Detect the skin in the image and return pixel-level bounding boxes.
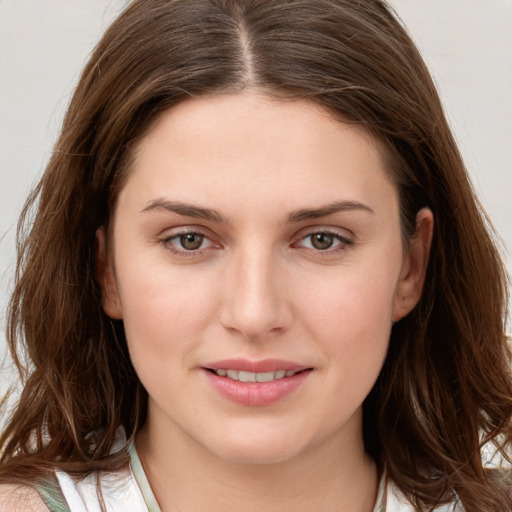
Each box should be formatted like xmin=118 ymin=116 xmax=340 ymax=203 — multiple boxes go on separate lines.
xmin=0 ymin=485 xmax=49 ymax=512
xmin=97 ymin=92 xmax=433 ymax=511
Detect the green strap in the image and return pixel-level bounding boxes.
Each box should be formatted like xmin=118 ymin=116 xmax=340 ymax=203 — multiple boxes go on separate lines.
xmin=128 ymin=441 xmax=162 ymax=512
xmin=34 ymin=474 xmax=72 ymax=512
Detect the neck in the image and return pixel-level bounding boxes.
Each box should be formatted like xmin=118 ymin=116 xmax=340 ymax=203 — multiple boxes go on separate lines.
xmin=136 ymin=412 xmax=379 ymax=512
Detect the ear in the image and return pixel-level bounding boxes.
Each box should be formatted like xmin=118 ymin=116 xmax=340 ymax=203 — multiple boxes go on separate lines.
xmin=393 ymin=208 xmax=434 ymax=322
xmin=95 ymin=228 xmax=123 ymax=319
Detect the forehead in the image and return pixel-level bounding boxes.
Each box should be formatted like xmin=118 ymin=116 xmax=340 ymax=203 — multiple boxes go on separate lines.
xmin=118 ymin=92 xmax=398 ymax=221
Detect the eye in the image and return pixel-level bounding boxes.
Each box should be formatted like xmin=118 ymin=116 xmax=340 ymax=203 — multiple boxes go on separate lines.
xmin=161 ymin=230 xmax=218 ymax=255
xmin=308 ymin=233 xmax=336 ymax=250
xmin=295 ymin=230 xmax=353 ymax=252
xmin=178 ymin=233 xmax=205 ymax=251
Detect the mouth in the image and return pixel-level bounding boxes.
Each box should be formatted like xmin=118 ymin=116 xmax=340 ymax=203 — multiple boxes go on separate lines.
xmin=206 ymin=368 xmax=309 ymax=382
xmin=202 ymin=359 xmax=313 ymax=406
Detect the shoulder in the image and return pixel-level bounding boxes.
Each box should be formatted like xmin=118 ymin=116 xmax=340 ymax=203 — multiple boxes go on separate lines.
xmin=0 ymin=484 xmax=50 ymax=512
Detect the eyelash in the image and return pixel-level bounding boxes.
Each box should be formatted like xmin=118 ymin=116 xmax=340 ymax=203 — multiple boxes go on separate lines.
xmin=160 ymin=229 xmax=215 ymax=257
xmin=159 ymin=229 xmax=354 ymax=257
xmin=293 ymin=230 xmax=354 ymax=255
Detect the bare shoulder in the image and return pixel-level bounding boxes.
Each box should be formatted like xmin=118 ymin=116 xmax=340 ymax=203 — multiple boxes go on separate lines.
xmin=0 ymin=484 xmax=50 ymax=512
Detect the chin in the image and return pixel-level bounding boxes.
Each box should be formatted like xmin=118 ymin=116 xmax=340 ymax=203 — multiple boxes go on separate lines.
xmin=216 ymin=447 xmax=299 ymax=466
xmin=206 ymin=430 xmax=306 ymax=466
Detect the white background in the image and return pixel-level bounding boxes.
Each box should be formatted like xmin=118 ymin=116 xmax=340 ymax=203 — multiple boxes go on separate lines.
xmin=1 ymin=0 xmax=511 ymax=395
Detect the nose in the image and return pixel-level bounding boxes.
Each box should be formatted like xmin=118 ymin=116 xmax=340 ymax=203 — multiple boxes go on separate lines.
xmin=219 ymin=246 xmax=292 ymax=341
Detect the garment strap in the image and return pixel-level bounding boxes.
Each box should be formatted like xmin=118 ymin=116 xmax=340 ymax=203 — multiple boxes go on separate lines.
xmin=35 ymin=473 xmax=72 ymax=512
xmin=128 ymin=441 xmax=161 ymax=512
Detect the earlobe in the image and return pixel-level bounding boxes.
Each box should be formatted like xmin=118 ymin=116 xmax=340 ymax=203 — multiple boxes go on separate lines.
xmin=95 ymin=228 xmax=123 ymax=319
xmin=393 ymin=208 xmax=434 ymax=322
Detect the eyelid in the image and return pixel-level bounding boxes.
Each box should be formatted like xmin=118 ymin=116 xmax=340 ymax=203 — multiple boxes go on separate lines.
xmin=292 ymin=227 xmax=355 ymax=253
xmin=159 ymin=226 xmax=221 ymax=256
xmin=157 ymin=225 xmax=354 ymax=257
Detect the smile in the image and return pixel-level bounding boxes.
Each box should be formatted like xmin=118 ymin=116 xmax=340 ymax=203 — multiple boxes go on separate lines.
xmin=204 ymin=361 xmax=312 ymax=406
xmin=213 ymin=369 xmax=299 ymax=382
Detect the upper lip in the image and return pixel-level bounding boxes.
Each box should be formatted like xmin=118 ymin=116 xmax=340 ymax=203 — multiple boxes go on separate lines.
xmin=203 ymin=358 xmax=311 ymax=373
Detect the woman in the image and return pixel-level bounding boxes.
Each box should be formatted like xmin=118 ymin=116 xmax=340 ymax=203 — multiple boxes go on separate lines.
xmin=0 ymin=0 xmax=510 ymax=510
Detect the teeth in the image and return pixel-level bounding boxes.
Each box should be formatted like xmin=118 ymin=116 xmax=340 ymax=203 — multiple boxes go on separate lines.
xmin=256 ymin=371 xmax=275 ymax=383
xmin=226 ymin=369 xmax=239 ymax=380
xmin=214 ymin=369 xmax=299 ymax=382
xmin=239 ymin=370 xmax=256 ymax=382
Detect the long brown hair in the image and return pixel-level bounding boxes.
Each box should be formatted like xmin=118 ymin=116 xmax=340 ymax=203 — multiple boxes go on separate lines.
xmin=1 ymin=1 xmax=511 ymax=510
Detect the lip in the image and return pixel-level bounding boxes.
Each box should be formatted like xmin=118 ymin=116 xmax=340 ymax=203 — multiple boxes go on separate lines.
xmin=203 ymin=358 xmax=309 ymax=373
xmin=202 ymin=358 xmax=312 ymax=406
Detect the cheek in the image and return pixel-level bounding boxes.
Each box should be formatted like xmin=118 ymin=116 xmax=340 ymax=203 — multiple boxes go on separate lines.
xmin=303 ymin=261 xmax=398 ymax=322
xmin=114 ymin=262 xmax=220 ymax=366
xmin=297 ymin=262 xmax=399 ymax=369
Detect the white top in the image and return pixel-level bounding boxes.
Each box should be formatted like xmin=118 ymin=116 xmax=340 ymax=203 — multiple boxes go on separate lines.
xmin=34 ymin=442 xmax=462 ymax=512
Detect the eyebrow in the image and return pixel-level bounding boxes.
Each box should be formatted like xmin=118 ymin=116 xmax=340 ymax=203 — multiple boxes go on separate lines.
xmin=286 ymin=200 xmax=374 ymax=223
xmin=141 ymin=198 xmax=373 ymax=224
xmin=141 ymin=198 xmax=228 ymax=223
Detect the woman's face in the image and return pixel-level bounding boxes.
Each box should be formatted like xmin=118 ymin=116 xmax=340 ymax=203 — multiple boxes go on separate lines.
xmin=99 ymin=92 xmax=431 ymax=464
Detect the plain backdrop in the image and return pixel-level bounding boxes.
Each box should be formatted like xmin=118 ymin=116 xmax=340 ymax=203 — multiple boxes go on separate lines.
xmin=1 ymin=0 xmax=511 ymax=396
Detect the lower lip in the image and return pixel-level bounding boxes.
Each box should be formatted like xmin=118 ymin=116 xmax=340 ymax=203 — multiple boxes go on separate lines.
xmin=204 ymin=370 xmax=311 ymax=406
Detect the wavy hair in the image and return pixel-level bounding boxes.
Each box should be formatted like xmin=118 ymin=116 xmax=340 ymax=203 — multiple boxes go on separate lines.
xmin=1 ymin=1 xmax=511 ymax=510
